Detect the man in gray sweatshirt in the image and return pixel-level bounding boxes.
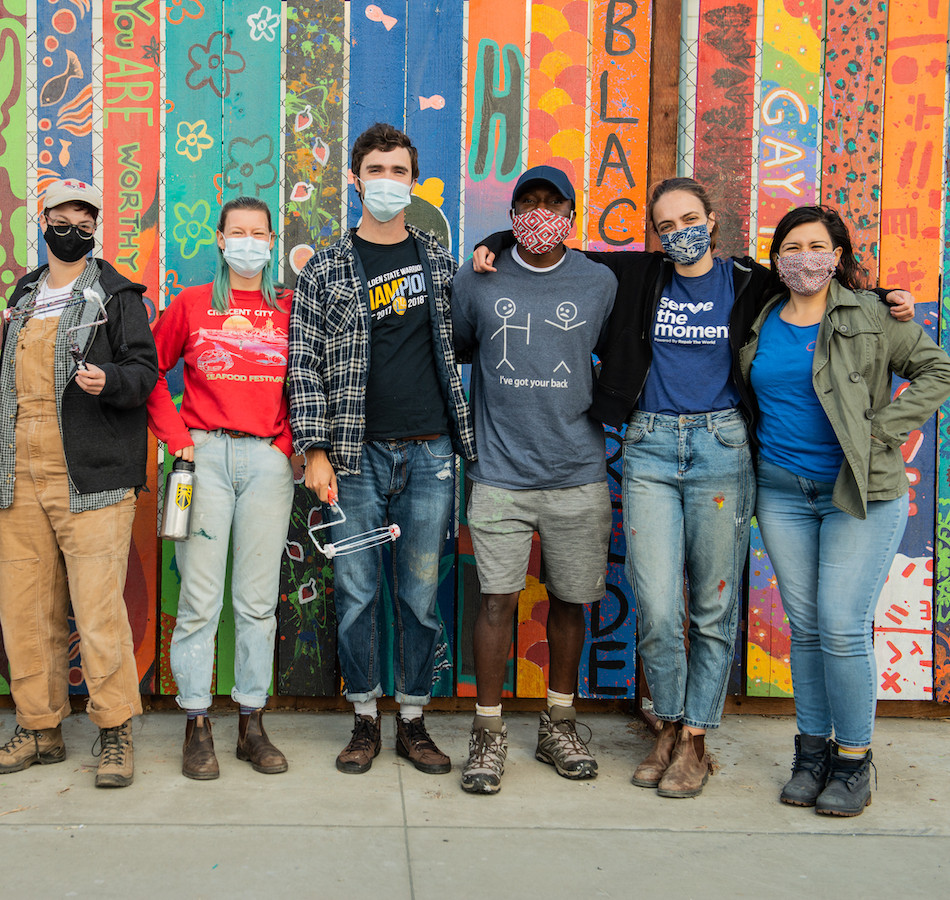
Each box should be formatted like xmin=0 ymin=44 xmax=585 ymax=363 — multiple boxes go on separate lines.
xmin=452 ymin=165 xmax=617 ymax=794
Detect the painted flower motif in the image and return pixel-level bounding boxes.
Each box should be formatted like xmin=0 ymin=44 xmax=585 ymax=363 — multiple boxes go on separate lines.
xmin=224 ymin=135 xmax=277 ymax=197
xmin=166 ymin=0 xmax=204 ymax=26
xmin=185 ymin=32 xmax=245 ymax=98
xmin=162 ymin=269 xmax=183 ymax=304
xmin=171 ymin=200 xmax=216 ymax=260
xmin=247 ymin=4 xmax=280 ymax=42
xmin=175 ymin=119 xmax=214 ymax=162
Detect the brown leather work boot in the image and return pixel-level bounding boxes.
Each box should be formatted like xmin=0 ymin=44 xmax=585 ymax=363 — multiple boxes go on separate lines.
xmin=0 ymin=725 xmax=66 ymax=773
xmin=95 ymin=719 xmax=134 ymax=788
xmin=336 ymin=713 xmax=381 ymax=774
xmin=237 ymin=709 xmax=288 ymax=774
xmin=657 ymin=728 xmax=710 ymax=798
xmin=182 ymin=715 xmax=220 ymax=780
xmin=395 ymin=714 xmax=451 ymax=774
xmin=631 ymin=719 xmax=680 ymax=788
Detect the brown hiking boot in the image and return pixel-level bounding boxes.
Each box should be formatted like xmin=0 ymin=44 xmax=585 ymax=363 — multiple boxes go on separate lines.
xmin=395 ymin=714 xmax=450 ymax=774
xmin=631 ymin=719 xmax=680 ymax=788
xmin=182 ymin=715 xmax=219 ymax=780
xmin=657 ymin=728 xmax=710 ymax=798
xmin=0 ymin=725 xmax=66 ymax=773
xmin=237 ymin=709 xmax=288 ymax=774
xmin=336 ymin=713 xmax=381 ymax=774
xmin=94 ymin=719 xmax=134 ymax=788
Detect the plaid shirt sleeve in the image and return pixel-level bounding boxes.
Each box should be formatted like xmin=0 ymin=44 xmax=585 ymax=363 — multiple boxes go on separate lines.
xmin=289 ymin=251 xmax=333 ymax=457
xmin=289 ymin=238 xmax=372 ymax=473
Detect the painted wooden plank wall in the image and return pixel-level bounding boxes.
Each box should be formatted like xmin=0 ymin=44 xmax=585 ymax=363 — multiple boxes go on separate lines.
xmin=873 ymin=0 xmax=948 ymax=701
xmin=1 ymin=0 xmax=949 ymax=705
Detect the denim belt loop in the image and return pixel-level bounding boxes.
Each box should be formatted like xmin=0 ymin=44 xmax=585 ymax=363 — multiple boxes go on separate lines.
xmin=647 ymin=412 xmax=656 ymax=432
xmin=706 ymin=412 xmax=715 ymax=432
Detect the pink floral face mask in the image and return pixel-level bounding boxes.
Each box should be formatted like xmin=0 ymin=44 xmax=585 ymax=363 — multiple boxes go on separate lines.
xmin=511 ymin=207 xmax=572 ymax=255
xmin=775 ymin=250 xmax=838 ymax=296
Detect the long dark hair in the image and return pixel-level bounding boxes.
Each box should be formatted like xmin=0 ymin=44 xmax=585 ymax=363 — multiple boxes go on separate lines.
xmin=645 ymin=177 xmax=720 ymax=252
xmin=768 ymin=205 xmax=868 ymax=290
xmin=212 ymin=196 xmax=284 ymax=312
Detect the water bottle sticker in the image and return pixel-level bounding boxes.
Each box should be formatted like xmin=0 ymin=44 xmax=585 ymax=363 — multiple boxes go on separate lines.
xmin=175 ymin=484 xmax=192 ymax=510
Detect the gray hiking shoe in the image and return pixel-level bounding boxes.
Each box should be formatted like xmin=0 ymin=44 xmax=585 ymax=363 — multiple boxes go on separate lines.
xmin=461 ymin=715 xmax=507 ymax=794
xmin=536 ymin=707 xmax=598 ymax=780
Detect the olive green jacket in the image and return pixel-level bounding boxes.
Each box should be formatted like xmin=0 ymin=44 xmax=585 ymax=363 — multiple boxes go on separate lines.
xmin=739 ymin=280 xmax=950 ymax=519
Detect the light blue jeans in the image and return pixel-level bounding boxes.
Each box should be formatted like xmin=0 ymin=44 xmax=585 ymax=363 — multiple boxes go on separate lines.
xmin=171 ymin=430 xmax=294 ymax=710
xmin=332 ymin=436 xmax=455 ymax=705
xmin=623 ymin=409 xmax=754 ymax=729
xmin=755 ymin=457 xmax=909 ymax=747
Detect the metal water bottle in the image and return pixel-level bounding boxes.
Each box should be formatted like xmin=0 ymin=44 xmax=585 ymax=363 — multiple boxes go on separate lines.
xmin=160 ymin=458 xmax=195 ymax=541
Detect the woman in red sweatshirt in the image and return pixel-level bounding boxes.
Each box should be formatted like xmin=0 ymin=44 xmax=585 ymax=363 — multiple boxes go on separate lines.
xmin=148 ymin=196 xmax=293 ymax=780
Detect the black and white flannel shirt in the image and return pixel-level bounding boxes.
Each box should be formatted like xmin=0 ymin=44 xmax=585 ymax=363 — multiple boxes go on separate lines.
xmin=289 ymin=225 xmax=476 ymax=474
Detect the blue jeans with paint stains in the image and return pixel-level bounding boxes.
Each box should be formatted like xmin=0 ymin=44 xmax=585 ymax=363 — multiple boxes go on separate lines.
xmin=332 ymin=436 xmax=455 ymax=705
xmin=755 ymin=457 xmax=908 ymax=747
xmin=171 ymin=430 xmax=294 ymax=710
xmin=622 ymin=409 xmax=754 ymax=729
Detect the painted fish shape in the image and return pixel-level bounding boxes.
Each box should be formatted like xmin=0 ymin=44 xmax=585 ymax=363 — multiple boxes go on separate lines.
xmin=365 ymin=4 xmax=397 ymax=31
xmin=419 ymin=94 xmax=445 ymax=110
xmin=40 ymin=49 xmax=84 ymax=106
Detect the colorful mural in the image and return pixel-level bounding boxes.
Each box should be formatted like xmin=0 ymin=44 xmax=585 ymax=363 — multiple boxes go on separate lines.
xmin=1 ymin=0 xmax=949 ymax=706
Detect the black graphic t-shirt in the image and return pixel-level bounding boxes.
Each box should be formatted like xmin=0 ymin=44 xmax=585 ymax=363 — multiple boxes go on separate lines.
xmin=353 ymin=233 xmax=448 ymax=440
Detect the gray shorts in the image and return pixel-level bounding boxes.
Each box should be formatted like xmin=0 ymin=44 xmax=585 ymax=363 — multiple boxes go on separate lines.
xmin=467 ymin=481 xmax=612 ymax=605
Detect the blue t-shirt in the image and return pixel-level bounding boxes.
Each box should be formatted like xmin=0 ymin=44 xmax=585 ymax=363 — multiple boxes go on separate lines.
xmin=639 ymin=257 xmax=741 ymax=415
xmin=750 ymin=303 xmax=843 ymax=482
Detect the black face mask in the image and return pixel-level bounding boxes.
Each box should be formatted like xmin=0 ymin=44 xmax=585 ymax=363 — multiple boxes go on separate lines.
xmin=43 ymin=225 xmax=94 ymax=263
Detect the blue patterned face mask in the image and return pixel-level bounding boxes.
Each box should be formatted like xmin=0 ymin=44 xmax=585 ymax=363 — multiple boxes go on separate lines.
xmin=659 ymin=223 xmax=712 ymax=265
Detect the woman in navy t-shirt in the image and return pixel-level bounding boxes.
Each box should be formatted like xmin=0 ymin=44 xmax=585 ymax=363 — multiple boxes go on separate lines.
xmin=741 ymin=206 xmax=950 ymax=816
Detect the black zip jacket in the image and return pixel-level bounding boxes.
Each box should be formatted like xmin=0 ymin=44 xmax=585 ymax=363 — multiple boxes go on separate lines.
xmin=6 ymin=258 xmax=159 ymax=493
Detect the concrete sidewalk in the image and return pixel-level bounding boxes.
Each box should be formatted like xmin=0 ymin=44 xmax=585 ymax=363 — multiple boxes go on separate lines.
xmin=0 ymin=710 xmax=947 ymax=899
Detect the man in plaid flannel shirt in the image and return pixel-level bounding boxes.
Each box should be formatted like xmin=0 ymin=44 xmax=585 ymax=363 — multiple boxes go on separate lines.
xmin=289 ymin=123 xmax=475 ymax=777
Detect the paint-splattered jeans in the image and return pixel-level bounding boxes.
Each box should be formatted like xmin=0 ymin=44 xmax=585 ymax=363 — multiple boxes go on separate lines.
xmin=622 ymin=409 xmax=754 ymax=730
xmin=755 ymin=457 xmax=908 ymax=748
xmin=171 ymin=430 xmax=294 ymax=710
xmin=332 ymin=436 xmax=454 ymax=705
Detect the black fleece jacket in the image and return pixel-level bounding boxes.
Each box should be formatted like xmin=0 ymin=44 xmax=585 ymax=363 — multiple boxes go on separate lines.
xmin=6 ymin=259 xmax=158 ymax=493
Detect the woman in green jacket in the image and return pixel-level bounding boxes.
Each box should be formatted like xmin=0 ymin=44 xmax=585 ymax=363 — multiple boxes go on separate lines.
xmin=739 ymin=206 xmax=950 ymax=817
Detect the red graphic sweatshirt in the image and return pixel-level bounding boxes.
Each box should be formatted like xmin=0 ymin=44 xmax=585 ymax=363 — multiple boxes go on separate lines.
xmin=147 ymin=283 xmax=293 ymax=456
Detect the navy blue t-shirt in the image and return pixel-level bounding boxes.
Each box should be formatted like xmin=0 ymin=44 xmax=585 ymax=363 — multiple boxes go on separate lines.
xmin=640 ymin=257 xmax=740 ymax=415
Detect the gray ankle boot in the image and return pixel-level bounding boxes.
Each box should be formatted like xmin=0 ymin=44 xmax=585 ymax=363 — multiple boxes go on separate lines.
xmin=780 ymin=734 xmax=830 ymax=806
xmin=815 ymin=743 xmax=874 ymax=817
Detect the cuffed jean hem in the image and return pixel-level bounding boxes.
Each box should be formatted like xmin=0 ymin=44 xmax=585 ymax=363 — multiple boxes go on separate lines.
xmin=343 ymin=684 xmax=384 ymax=704
xmin=176 ymin=695 xmax=214 ymax=712
xmin=230 ymin=688 xmax=270 ymax=709
xmin=653 ymin=711 xmax=723 ymax=731
xmin=395 ymin=690 xmax=432 ymax=706
xmin=682 ymin=716 xmax=722 ymax=731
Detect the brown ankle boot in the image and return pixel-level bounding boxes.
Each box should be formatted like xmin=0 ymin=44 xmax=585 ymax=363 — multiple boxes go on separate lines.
xmin=631 ymin=720 xmax=680 ymax=788
xmin=657 ymin=728 xmax=709 ymax=798
xmin=237 ymin=709 xmax=288 ymax=774
xmin=182 ymin=715 xmax=219 ymax=780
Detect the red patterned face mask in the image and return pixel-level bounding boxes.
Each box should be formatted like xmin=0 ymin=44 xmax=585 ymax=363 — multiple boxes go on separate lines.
xmin=511 ymin=208 xmax=572 ymax=255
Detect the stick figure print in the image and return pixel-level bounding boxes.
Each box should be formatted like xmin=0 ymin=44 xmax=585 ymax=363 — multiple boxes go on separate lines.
xmin=491 ymin=296 xmax=530 ymax=371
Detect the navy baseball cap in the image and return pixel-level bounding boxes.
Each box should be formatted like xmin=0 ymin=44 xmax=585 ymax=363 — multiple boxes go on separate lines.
xmin=511 ymin=165 xmax=575 ymax=208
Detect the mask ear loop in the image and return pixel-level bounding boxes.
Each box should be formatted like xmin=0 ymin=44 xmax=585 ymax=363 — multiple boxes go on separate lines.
xmin=307 ymin=496 xmax=401 ymax=559
xmin=65 ymin=289 xmax=108 ymax=371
